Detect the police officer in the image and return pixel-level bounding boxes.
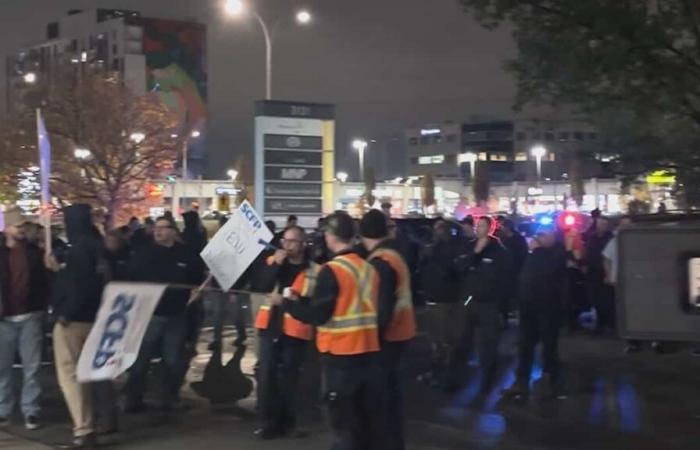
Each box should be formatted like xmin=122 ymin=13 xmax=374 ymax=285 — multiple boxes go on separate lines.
xmin=503 ymin=226 xmax=567 ymax=400
xmin=360 ymin=210 xmax=416 ymax=450
xmin=284 ymin=213 xmax=385 ymax=450
xmin=254 ymin=225 xmax=320 ymax=439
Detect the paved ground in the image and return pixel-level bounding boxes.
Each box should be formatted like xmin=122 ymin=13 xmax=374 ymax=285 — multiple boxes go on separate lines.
xmin=1 ymin=324 xmax=699 ymax=449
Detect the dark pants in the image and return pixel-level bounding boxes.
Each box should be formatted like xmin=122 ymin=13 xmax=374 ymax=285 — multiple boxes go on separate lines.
xmin=323 ymin=359 xmax=385 ymax=450
xmin=516 ymin=305 xmax=561 ymax=387
xmin=381 ymin=342 xmax=406 ymax=450
xmin=257 ymin=334 xmax=307 ymax=432
xmin=589 ymin=281 xmax=616 ymax=331
xmin=458 ymin=302 xmax=502 ymax=391
xmin=126 ymin=315 xmax=187 ymax=408
xmin=566 ymin=268 xmax=587 ymax=330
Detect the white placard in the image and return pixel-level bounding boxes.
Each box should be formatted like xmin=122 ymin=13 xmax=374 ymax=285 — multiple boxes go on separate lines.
xmin=77 ymin=282 xmax=167 ymax=382
xmin=689 ymin=258 xmax=700 ymax=309
xmin=200 ymin=200 xmax=273 ymax=291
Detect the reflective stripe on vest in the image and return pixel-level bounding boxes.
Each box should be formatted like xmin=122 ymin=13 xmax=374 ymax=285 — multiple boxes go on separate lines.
xmin=255 ymin=262 xmax=320 ymax=341
xmin=369 ymin=247 xmax=417 ymax=342
xmin=316 ymin=254 xmax=380 ymax=355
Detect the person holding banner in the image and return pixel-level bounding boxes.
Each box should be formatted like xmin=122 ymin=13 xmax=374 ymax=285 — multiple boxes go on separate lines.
xmin=254 ymin=225 xmax=320 ymax=440
xmin=47 ymin=204 xmax=105 ymax=449
xmin=125 ymin=216 xmax=204 ymax=413
xmin=283 ymin=213 xmax=385 ymax=450
xmin=0 ymin=209 xmax=49 ymax=431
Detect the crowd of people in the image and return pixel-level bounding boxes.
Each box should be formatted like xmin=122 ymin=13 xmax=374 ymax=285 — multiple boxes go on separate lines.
xmin=0 ymin=202 xmax=675 ymax=449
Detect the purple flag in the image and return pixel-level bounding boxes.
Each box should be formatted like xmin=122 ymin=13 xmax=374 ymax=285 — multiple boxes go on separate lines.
xmin=36 ymin=109 xmax=51 ymax=205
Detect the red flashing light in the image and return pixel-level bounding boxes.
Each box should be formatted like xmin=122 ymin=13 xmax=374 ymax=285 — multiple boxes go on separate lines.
xmin=564 ymin=214 xmax=575 ymax=227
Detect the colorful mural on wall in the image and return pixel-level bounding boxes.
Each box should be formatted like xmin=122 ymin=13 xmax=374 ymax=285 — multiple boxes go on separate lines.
xmin=140 ymin=18 xmax=207 ymax=173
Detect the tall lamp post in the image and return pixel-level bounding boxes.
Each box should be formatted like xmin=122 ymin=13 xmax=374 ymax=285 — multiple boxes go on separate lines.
xmin=531 ymin=144 xmax=546 ymax=183
xmin=353 ymin=139 xmax=368 ymax=181
xmin=224 ymin=0 xmax=312 ymax=100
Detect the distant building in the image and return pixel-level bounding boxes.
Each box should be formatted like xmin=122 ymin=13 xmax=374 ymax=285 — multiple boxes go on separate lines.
xmin=5 ymin=8 xmax=208 ymax=178
xmin=406 ymin=118 xmax=609 ymax=183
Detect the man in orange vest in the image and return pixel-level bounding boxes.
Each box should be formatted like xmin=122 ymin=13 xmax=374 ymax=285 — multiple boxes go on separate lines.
xmin=284 ymin=212 xmax=385 ymax=450
xmin=360 ymin=210 xmax=416 ymax=450
xmin=254 ymin=225 xmax=319 ymax=440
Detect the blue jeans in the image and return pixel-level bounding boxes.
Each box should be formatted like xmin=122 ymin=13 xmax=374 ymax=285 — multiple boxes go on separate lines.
xmin=125 ymin=315 xmax=186 ymax=408
xmin=0 ymin=315 xmax=43 ymax=417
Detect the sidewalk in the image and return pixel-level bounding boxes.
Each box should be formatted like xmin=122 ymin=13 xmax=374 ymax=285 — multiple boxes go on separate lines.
xmin=1 ymin=328 xmax=699 ymax=449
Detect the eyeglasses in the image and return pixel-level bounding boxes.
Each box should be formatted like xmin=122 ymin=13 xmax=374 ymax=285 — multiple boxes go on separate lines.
xmin=154 ymin=225 xmax=175 ymax=230
xmin=281 ymin=238 xmax=303 ymax=245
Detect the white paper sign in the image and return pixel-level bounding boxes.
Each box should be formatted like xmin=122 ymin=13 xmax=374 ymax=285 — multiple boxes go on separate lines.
xmin=688 ymin=257 xmax=700 ymax=309
xmin=78 ymin=282 xmax=167 ymax=382
xmin=200 ymin=200 xmax=273 ymax=291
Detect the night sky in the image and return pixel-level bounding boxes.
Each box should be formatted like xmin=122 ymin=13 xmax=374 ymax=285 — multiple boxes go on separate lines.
xmin=0 ymin=0 xmax=516 ymax=181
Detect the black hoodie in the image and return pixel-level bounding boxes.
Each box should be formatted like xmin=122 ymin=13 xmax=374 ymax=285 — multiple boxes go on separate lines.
xmin=52 ymin=204 xmax=105 ymax=323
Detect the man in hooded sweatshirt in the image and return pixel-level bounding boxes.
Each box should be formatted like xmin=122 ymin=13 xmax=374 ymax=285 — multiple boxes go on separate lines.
xmin=47 ymin=204 xmax=105 ymax=449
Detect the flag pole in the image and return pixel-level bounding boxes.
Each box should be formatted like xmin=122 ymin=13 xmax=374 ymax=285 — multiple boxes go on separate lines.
xmin=36 ymin=108 xmax=52 ymax=256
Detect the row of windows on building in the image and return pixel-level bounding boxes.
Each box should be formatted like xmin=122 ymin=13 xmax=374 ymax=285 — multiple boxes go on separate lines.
xmin=410 ymin=152 xmax=557 ymax=165
xmin=515 ymin=130 xmax=597 ymax=142
xmin=408 ymin=130 xmax=599 ymax=146
xmin=408 ymin=134 xmax=458 ymax=146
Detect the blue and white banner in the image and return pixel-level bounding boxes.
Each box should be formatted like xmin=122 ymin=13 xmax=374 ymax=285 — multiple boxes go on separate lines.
xmin=78 ymin=283 xmax=167 ymax=382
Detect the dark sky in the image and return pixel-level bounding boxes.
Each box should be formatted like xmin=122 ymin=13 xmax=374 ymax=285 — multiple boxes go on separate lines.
xmin=0 ymin=0 xmax=516 ymax=180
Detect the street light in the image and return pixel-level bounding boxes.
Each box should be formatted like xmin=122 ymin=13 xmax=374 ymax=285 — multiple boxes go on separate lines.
xmin=352 ymin=139 xmax=368 ymax=181
xmin=227 ymin=169 xmax=239 ymax=181
xmin=23 ymin=72 xmax=37 ymax=84
xmin=130 ymin=132 xmax=145 ymax=144
xmin=74 ymin=148 xmax=91 ymax=159
xmin=531 ymin=144 xmax=547 ymax=182
xmin=223 ymin=0 xmax=312 ymax=100
xmin=336 ymin=171 xmax=348 ymax=183
xmin=296 ymin=10 xmax=312 ymax=24
xmin=191 ymin=130 xmax=201 ymax=138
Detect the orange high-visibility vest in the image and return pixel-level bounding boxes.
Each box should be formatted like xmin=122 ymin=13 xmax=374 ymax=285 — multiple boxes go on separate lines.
xmin=368 ymin=247 xmax=417 ymax=342
xmin=255 ymin=260 xmax=320 ymax=341
xmin=316 ymin=253 xmax=380 ymax=355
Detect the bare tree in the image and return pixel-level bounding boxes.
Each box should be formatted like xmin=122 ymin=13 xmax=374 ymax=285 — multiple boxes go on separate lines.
xmin=5 ymin=70 xmax=181 ymax=226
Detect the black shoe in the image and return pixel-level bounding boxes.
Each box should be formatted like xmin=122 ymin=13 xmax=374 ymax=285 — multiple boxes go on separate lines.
xmin=55 ymin=433 xmax=96 ymax=449
xmin=24 ymin=415 xmax=40 ymax=430
xmin=124 ymin=401 xmax=147 ymax=414
xmin=502 ymin=381 xmax=529 ymax=401
xmin=254 ymin=427 xmax=284 ymax=440
xmin=286 ymin=428 xmax=309 ymax=439
xmin=0 ymin=416 xmax=9 ymax=427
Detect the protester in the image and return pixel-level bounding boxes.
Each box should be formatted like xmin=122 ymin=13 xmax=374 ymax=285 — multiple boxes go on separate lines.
xmin=453 ymin=216 xmax=508 ymax=395
xmin=284 ymin=212 xmax=385 ymax=450
xmin=253 ymin=226 xmax=320 ymax=439
xmin=181 ymin=211 xmax=208 ymax=255
xmin=503 ymin=226 xmax=567 ymax=400
xmin=602 ymin=216 xmax=636 ymax=351
xmin=497 ymin=217 xmax=528 ymax=325
xmin=583 ymin=216 xmax=614 ymax=333
xmin=286 ymin=215 xmax=299 ymax=228
xmin=361 ymin=210 xmax=416 ymax=450
xmin=563 ymin=226 xmax=586 ymax=331
xmin=0 ymin=209 xmax=49 ymax=430
xmin=418 ymin=219 xmax=464 ymax=389
xmin=103 ymin=230 xmax=130 ymax=281
xmin=130 ymin=217 xmax=154 ymax=250
xmin=381 ymin=202 xmax=392 ymax=217
xmin=125 ymin=216 xmax=204 ymax=413
xmin=47 ymin=204 xmax=105 ymax=449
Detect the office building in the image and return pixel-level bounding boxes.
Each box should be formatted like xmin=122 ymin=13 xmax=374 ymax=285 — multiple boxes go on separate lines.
xmin=5 ymin=8 xmax=208 ymax=177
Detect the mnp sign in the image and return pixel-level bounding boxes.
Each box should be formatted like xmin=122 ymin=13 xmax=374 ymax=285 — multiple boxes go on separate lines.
xmin=78 ymin=283 xmax=167 ymax=382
